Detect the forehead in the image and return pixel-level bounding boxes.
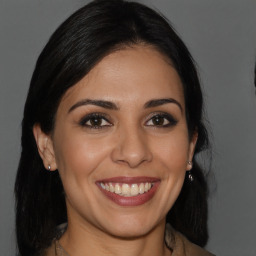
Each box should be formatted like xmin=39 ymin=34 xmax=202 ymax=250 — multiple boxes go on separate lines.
xmin=58 ymin=45 xmax=185 ymax=111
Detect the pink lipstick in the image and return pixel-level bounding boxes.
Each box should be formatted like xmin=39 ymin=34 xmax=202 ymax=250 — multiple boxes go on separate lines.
xmin=96 ymin=176 xmax=160 ymax=206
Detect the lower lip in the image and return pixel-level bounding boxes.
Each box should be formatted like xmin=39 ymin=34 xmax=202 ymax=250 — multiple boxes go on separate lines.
xmin=97 ymin=182 xmax=160 ymax=206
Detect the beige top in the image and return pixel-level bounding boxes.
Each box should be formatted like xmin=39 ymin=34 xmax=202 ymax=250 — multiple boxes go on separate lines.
xmin=44 ymin=224 xmax=215 ymax=256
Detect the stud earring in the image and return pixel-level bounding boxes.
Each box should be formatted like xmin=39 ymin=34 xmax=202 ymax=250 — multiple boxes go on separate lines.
xmin=48 ymin=165 xmax=51 ymax=171
xmin=187 ymin=161 xmax=192 ymax=167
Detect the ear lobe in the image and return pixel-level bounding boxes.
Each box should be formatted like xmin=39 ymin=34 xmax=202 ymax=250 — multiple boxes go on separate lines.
xmin=186 ymin=131 xmax=198 ymax=171
xmin=33 ymin=124 xmax=57 ymax=171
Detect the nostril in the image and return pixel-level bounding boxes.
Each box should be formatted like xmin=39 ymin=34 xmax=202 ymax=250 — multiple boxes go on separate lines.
xmin=110 ymin=133 xmax=153 ymax=168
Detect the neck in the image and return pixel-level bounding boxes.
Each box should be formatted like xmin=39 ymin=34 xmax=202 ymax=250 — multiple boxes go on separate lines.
xmin=59 ymin=218 xmax=171 ymax=256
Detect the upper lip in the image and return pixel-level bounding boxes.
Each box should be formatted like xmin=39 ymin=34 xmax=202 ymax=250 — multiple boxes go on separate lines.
xmin=96 ymin=176 xmax=160 ymax=184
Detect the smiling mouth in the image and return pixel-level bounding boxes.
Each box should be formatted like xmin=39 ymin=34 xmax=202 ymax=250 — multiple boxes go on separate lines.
xmin=96 ymin=176 xmax=160 ymax=206
xmin=99 ymin=182 xmax=153 ymax=197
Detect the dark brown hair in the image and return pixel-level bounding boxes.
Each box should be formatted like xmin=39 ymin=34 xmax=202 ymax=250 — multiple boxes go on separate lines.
xmin=15 ymin=1 xmax=210 ymax=255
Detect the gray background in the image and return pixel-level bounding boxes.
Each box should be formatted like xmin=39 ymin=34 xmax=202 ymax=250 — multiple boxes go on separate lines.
xmin=1 ymin=0 xmax=256 ymax=255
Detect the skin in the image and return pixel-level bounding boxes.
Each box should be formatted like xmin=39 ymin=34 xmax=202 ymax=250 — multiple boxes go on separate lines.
xmin=34 ymin=45 xmax=197 ymax=256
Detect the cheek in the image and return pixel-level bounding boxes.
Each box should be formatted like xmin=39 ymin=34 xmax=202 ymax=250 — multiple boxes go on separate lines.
xmin=53 ymin=132 xmax=109 ymax=180
xmin=149 ymin=134 xmax=190 ymax=217
xmin=152 ymin=133 xmax=190 ymax=172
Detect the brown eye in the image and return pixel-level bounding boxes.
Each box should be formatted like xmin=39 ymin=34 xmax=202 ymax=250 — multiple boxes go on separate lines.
xmin=151 ymin=115 xmax=165 ymax=126
xmin=146 ymin=113 xmax=178 ymax=127
xmin=88 ymin=117 xmax=103 ymax=127
xmin=79 ymin=113 xmax=112 ymax=129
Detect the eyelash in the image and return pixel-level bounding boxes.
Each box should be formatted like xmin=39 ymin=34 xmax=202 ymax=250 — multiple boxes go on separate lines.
xmin=79 ymin=112 xmax=177 ymax=129
xmin=145 ymin=112 xmax=178 ymax=128
xmin=79 ymin=113 xmax=112 ymax=129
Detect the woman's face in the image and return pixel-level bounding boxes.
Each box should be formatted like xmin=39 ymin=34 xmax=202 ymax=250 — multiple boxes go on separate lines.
xmin=37 ymin=45 xmax=197 ymax=238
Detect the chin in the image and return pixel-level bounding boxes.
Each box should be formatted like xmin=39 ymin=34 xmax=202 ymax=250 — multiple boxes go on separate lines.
xmin=100 ymin=214 xmax=161 ymax=239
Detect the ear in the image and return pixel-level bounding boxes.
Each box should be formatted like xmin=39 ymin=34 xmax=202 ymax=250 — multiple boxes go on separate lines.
xmin=33 ymin=124 xmax=57 ymax=171
xmin=186 ymin=131 xmax=198 ymax=171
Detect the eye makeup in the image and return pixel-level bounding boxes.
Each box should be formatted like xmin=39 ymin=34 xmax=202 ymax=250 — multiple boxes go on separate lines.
xmin=79 ymin=112 xmax=112 ymax=129
xmin=145 ymin=112 xmax=178 ymax=128
xmin=78 ymin=110 xmax=178 ymax=131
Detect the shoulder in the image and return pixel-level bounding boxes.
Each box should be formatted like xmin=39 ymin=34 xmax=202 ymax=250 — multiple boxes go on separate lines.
xmin=165 ymin=224 xmax=215 ymax=256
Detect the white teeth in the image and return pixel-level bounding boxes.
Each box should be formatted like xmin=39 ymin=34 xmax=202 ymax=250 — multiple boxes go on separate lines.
xmin=114 ymin=184 xmax=122 ymax=194
xmin=109 ymin=183 xmax=115 ymax=192
xmin=139 ymin=183 xmax=144 ymax=194
xmin=122 ymin=184 xmax=130 ymax=196
xmin=100 ymin=182 xmax=153 ymax=197
xmin=130 ymin=184 xmax=139 ymax=196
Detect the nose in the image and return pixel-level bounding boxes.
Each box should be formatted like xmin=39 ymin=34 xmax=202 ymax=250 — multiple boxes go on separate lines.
xmin=111 ymin=125 xmax=153 ymax=168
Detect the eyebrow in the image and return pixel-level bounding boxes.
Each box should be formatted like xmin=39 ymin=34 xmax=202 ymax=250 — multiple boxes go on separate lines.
xmin=68 ymin=97 xmax=182 ymax=113
xmin=68 ymin=99 xmax=119 ymax=113
xmin=144 ymin=98 xmax=183 ymax=112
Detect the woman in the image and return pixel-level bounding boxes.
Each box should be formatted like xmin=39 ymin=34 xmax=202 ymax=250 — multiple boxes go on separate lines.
xmin=15 ymin=0 xmax=214 ymax=255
